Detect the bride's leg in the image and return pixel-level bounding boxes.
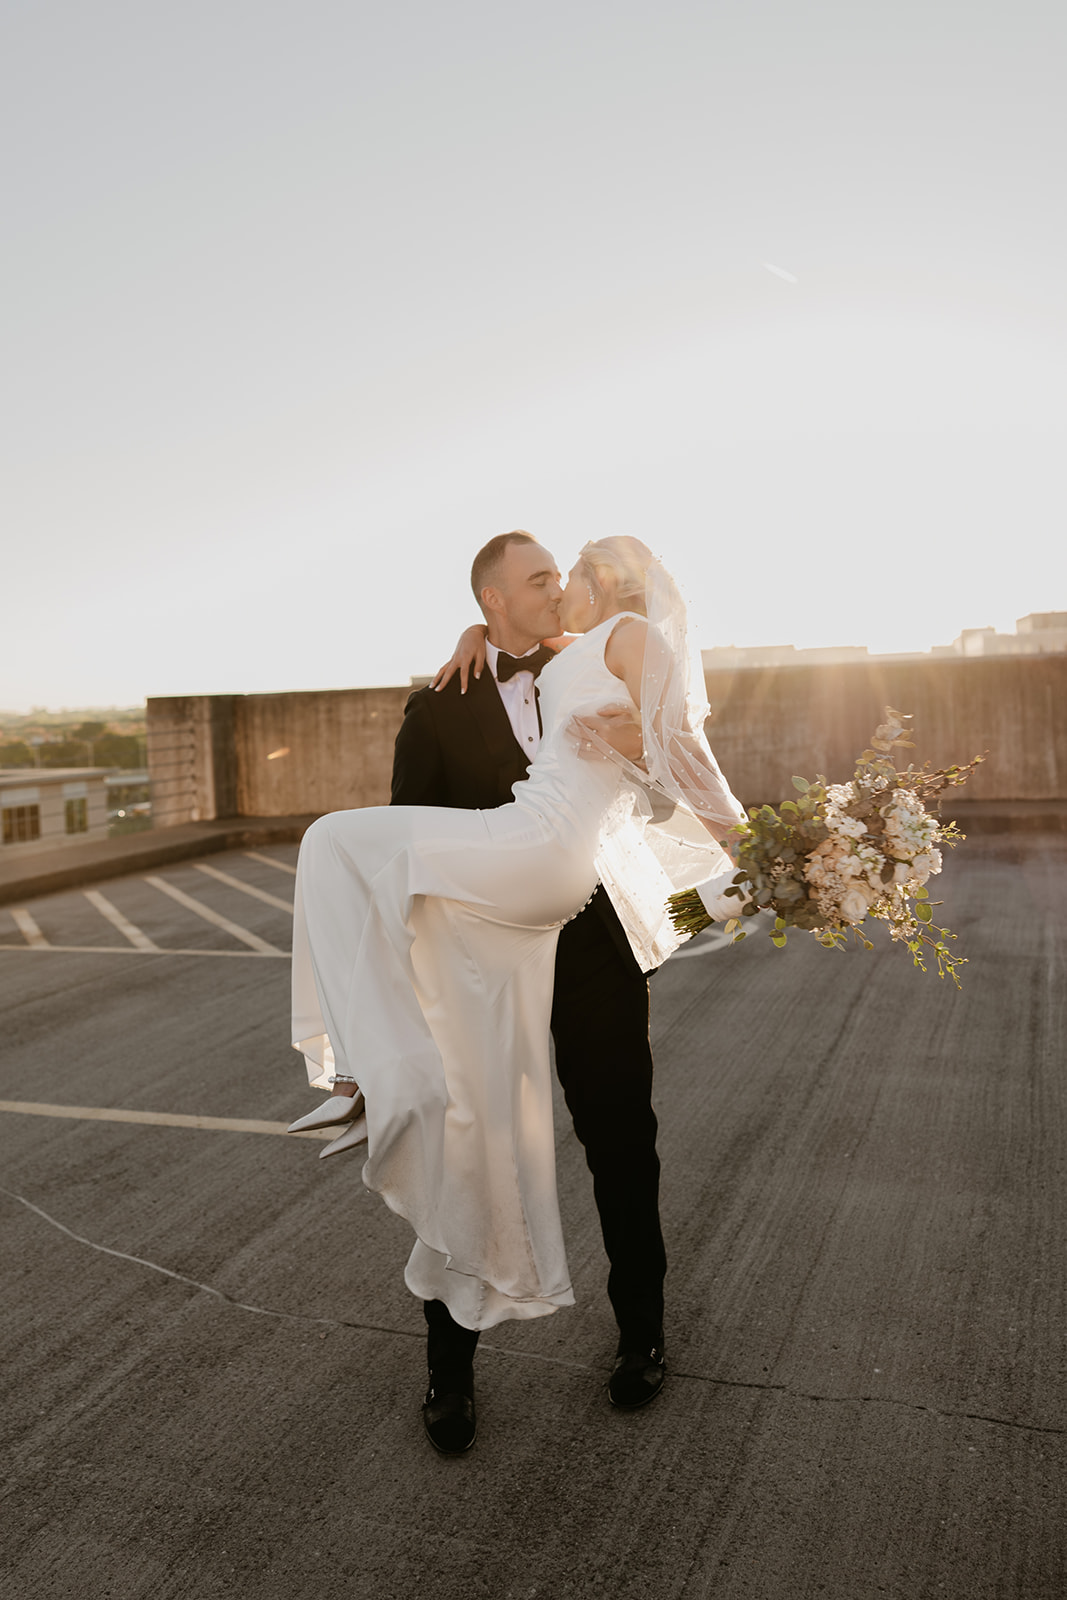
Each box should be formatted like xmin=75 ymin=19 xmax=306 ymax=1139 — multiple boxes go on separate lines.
xmin=399 ymin=894 xmax=573 ymax=1323
xmin=289 ymin=804 xmax=582 ymax=1321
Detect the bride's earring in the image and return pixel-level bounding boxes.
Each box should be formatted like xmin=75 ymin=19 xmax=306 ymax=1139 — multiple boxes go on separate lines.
xmin=587 ymin=586 xmax=597 ymax=606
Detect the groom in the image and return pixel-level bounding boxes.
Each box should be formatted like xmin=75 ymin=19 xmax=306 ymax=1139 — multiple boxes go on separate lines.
xmin=391 ymin=530 xmax=668 ymax=1453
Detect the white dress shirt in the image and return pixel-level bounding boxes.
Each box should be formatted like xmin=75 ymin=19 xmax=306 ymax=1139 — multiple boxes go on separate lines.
xmin=485 ymin=640 xmax=543 ymax=755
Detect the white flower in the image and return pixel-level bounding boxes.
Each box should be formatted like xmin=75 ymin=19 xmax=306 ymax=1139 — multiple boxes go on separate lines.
xmin=828 ymin=813 xmax=867 ymax=841
xmin=804 ymin=839 xmax=844 ymax=887
xmin=882 ymin=791 xmax=939 ymax=860
xmin=900 ymin=849 xmax=943 ymax=887
xmin=839 ymin=885 xmax=873 ymax=924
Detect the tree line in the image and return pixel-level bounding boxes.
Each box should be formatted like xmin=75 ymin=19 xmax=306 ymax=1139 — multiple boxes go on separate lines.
xmin=0 ymin=721 xmax=145 ymax=770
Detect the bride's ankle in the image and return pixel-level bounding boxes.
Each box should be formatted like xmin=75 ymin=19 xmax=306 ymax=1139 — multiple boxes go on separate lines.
xmin=328 ymin=1077 xmax=360 ymax=1098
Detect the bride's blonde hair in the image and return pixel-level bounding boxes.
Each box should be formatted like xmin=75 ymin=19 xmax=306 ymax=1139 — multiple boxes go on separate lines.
xmin=578 ymin=536 xmax=653 ymax=616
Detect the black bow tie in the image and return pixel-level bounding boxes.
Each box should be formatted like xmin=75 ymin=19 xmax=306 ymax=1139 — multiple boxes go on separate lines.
xmin=495 ymin=644 xmax=555 ymax=682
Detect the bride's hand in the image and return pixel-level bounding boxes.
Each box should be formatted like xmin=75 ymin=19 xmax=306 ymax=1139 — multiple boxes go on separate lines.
xmin=431 ymin=625 xmax=488 ymax=694
xmin=571 ymin=704 xmax=645 ymax=767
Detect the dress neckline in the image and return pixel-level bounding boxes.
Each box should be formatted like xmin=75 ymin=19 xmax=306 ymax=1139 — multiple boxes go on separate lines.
xmin=578 ymin=610 xmax=645 ymax=640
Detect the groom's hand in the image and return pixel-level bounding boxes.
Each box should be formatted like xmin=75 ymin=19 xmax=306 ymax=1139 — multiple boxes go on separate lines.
xmin=573 ymin=704 xmax=645 ymax=767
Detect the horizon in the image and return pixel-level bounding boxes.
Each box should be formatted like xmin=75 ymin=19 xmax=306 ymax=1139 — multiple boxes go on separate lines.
xmin=1 ymin=603 xmax=1062 ymax=721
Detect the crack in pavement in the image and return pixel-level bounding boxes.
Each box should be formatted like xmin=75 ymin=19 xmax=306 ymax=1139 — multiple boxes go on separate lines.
xmin=5 ymin=1186 xmax=1063 ymax=1436
xmin=3 ymin=1185 xmax=354 ymax=1330
xmin=1 ymin=1185 xmax=593 ymax=1371
xmin=664 ymin=1368 xmax=1066 ymax=1437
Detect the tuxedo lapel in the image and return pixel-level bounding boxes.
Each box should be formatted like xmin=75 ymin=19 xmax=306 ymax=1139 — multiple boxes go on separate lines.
xmin=463 ymin=669 xmax=530 ymax=777
xmin=393 ymin=663 xmax=531 ymax=811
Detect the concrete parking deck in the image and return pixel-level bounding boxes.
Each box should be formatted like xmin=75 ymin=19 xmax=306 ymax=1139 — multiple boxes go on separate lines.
xmin=3 ymin=798 xmax=1063 ymax=910
xmin=0 ymin=833 xmax=1063 ymax=1598
xmin=0 ymin=815 xmax=316 ymax=906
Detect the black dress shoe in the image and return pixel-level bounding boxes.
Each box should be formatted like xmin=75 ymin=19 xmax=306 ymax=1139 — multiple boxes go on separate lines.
xmin=422 ymin=1384 xmax=477 ymax=1454
xmin=608 ymin=1346 xmax=666 ymax=1409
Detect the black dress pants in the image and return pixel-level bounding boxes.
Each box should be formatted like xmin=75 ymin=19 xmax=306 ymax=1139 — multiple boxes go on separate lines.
xmin=551 ymin=892 xmax=666 ymax=1350
xmin=425 ymin=890 xmax=666 ymax=1370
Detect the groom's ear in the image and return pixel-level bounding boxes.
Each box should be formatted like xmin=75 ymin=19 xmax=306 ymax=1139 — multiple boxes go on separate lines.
xmin=479 ymin=585 xmax=502 ymax=621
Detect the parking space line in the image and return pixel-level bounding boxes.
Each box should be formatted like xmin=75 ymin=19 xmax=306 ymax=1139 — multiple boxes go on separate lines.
xmin=83 ymin=889 xmax=160 ymax=951
xmin=10 ymin=909 xmax=49 ymax=948
xmin=244 ymin=851 xmax=297 ymax=876
xmin=144 ymin=875 xmax=284 ymax=955
xmin=193 ymin=862 xmax=293 ymax=912
xmin=0 ymin=945 xmax=287 ymax=958
xmin=670 ymin=928 xmax=733 ymax=960
xmin=247 ymin=851 xmax=300 ymax=876
xmin=0 ymin=1099 xmax=330 ymax=1139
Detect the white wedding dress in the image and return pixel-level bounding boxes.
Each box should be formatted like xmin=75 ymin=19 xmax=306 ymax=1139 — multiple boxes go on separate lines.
xmin=291 ymin=612 xmax=743 ymax=1331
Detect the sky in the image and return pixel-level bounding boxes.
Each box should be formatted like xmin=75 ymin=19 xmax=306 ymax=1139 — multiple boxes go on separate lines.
xmin=3 ymin=0 xmax=1066 ymax=711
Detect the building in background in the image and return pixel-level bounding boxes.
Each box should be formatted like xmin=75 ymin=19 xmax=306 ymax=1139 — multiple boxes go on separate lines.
xmin=0 ymin=768 xmax=109 ymax=856
xmin=703 ymin=613 xmax=1067 ymax=672
xmin=949 ymin=612 xmax=1067 ymax=658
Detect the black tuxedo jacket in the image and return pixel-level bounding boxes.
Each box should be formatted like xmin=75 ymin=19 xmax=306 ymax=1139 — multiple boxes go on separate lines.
xmin=390 ymin=671 xmax=641 ymax=972
xmin=391 ymin=670 xmax=530 ymax=811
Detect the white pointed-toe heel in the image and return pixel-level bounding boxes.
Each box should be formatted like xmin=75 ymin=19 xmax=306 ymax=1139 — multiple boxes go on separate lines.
xmin=319 ymin=1116 xmax=369 ymax=1160
xmin=287 ymin=1090 xmax=365 ymax=1135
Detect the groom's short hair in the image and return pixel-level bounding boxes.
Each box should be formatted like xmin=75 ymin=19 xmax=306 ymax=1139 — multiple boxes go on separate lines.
xmin=470 ymin=531 xmax=536 ymax=610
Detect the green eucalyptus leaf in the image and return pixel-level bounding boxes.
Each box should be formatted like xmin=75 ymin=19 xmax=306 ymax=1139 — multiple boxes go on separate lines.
xmin=774 ymin=879 xmax=805 ymax=904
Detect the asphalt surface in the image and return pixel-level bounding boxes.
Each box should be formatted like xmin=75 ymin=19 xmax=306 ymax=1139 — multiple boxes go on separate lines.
xmin=0 ymin=837 xmax=1063 ymax=1600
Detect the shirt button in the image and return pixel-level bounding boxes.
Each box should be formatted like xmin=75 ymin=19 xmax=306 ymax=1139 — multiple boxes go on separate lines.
xmin=527 ymin=736 xmax=534 ymax=742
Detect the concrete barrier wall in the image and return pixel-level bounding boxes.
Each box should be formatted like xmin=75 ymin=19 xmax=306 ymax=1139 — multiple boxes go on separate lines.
xmin=702 ymin=654 xmax=1066 ymax=802
xmin=232 ymin=688 xmax=411 ymax=816
xmin=146 ymin=695 xmax=236 ymax=827
xmin=147 ymin=654 xmax=1066 ymax=824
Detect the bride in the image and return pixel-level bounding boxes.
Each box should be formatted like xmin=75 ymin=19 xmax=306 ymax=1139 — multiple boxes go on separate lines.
xmin=289 ymin=536 xmax=744 ymax=1333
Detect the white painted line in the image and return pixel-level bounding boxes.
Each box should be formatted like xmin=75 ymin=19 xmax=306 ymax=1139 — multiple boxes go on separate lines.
xmin=144 ymin=875 xmax=283 ymax=955
xmin=0 ymin=1100 xmax=330 ymax=1139
xmin=83 ymin=889 xmax=160 ymax=951
xmin=0 ymin=944 xmax=287 ymax=959
xmin=244 ymin=851 xmax=297 ymax=876
xmin=10 ymin=909 xmax=49 ymax=948
xmin=194 ymin=861 xmax=293 ymax=912
xmin=671 ymin=928 xmax=734 ymax=960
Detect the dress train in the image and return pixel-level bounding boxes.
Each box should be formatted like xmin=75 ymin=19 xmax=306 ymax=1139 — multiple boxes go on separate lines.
xmin=292 ymin=802 xmax=598 ymax=1328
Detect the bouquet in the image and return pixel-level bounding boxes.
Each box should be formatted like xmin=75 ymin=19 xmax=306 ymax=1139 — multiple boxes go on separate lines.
xmin=668 ymin=710 xmax=983 ymax=986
